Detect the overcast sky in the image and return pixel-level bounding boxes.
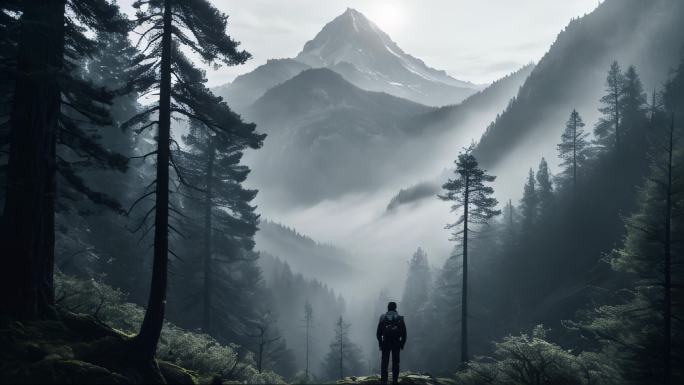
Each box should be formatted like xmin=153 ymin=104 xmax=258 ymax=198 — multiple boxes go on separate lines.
xmin=121 ymin=0 xmax=600 ymax=86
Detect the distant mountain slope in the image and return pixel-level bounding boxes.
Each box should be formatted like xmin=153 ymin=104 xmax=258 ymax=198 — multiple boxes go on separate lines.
xmin=254 ymin=220 xmax=357 ymax=288
xmin=244 ymin=68 xmax=434 ymax=204
xmin=212 ymin=59 xmax=310 ymax=112
xmin=295 ymin=8 xmax=483 ymax=106
xmin=377 ymin=64 xmax=536 ymax=210
xmin=249 ymin=67 xmax=429 ymax=125
xmin=474 ymin=0 xmax=684 ymax=168
xmin=213 ymin=8 xmax=483 ymax=110
xmin=407 ymin=63 xmax=535 ymax=137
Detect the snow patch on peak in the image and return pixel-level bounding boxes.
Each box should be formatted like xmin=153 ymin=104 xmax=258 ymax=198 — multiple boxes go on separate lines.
xmin=292 ymin=8 xmax=483 ymax=106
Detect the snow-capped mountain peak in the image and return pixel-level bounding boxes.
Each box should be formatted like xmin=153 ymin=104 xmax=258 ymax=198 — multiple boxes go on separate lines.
xmin=215 ymin=8 xmax=484 ymax=108
xmin=296 ymin=8 xmax=477 ymax=91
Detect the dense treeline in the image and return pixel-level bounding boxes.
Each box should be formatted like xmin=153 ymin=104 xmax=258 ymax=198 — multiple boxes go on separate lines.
xmin=399 ymin=59 xmax=684 ymax=383
xmin=259 ymin=253 xmax=351 ymax=380
xmin=1 ymin=1 xmax=682 ymax=384
xmin=475 ymin=0 xmax=684 ymax=167
xmin=0 ymin=0 xmax=299 ymax=379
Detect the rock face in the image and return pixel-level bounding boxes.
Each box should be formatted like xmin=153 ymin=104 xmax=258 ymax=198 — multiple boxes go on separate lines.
xmin=335 ymin=373 xmax=458 ymax=385
xmin=0 ymin=309 xmax=197 ymax=384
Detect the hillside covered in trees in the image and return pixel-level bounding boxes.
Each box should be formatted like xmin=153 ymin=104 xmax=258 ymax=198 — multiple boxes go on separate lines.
xmin=0 ymin=0 xmax=683 ymax=384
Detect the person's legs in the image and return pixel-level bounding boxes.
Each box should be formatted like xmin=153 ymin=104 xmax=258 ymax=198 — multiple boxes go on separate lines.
xmin=380 ymin=349 xmax=390 ymax=384
xmin=391 ymin=348 xmax=400 ymax=384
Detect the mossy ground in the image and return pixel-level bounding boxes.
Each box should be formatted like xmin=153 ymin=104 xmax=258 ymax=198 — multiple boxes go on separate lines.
xmin=0 ymin=309 xmax=197 ymax=384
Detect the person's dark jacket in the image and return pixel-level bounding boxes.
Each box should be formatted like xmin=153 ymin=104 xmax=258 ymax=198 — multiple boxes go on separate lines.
xmin=376 ymin=310 xmax=407 ymax=350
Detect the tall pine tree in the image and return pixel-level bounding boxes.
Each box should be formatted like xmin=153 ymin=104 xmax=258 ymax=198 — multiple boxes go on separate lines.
xmin=574 ymin=117 xmax=682 ymax=384
xmin=595 ymin=61 xmax=625 ymax=150
xmin=175 ymin=116 xmax=263 ymax=337
xmin=558 ymin=109 xmax=589 ymax=190
xmin=573 ymin=58 xmax=684 ymax=385
xmin=321 ymin=316 xmax=364 ymax=380
xmin=125 ymin=0 xmax=251 ymax=360
xmin=536 ymin=157 xmax=553 ymax=217
xmin=0 ymin=0 xmax=129 ymax=319
xmin=439 ymin=144 xmax=500 ymax=363
xmin=304 ymin=301 xmax=314 ymax=380
xmin=520 ymin=168 xmax=538 ymax=231
xmin=400 ymin=247 xmax=431 ymax=370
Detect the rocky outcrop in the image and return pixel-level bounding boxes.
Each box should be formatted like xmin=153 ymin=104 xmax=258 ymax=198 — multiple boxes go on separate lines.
xmin=335 ymin=373 xmax=457 ymax=385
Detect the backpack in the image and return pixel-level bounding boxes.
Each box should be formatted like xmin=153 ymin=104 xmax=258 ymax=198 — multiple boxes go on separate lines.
xmin=381 ymin=312 xmax=402 ymax=343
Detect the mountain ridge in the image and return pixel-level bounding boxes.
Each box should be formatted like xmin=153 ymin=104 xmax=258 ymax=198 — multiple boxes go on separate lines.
xmin=473 ymin=0 xmax=684 ymax=169
xmin=254 ymin=220 xmax=359 ymax=291
xmin=243 ymin=67 xmax=435 ymax=205
xmin=296 ymin=8 xmax=480 ymax=90
xmin=214 ymin=8 xmax=483 ymax=110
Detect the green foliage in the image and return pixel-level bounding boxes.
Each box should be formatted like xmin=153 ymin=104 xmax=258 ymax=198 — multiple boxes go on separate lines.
xmin=54 ymin=271 xmax=284 ymax=384
xmin=455 ymin=326 xmax=620 ymax=385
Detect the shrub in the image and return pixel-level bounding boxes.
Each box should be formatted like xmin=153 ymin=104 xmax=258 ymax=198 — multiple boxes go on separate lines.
xmin=454 ymin=325 xmax=620 ymax=385
xmin=54 ymin=271 xmax=285 ymax=384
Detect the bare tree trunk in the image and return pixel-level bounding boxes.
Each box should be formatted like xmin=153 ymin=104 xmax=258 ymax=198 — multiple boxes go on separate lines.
xmin=461 ymin=176 xmax=470 ymax=364
xmin=202 ymin=140 xmax=215 ymax=333
xmin=339 ymin=318 xmax=344 ymax=380
xmin=135 ymin=0 xmax=172 ymax=361
xmin=614 ymin=84 xmax=620 ymax=149
xmin=339 ymin=336 xmax=343 ymax=380
xmin=664 ymin=114 xmax=673 ymax=385
xmin=305 ymin=314 xmax=310 ymax=378
xmin=572 ymin=113 xmax=577 ymax=191
xmin=257 ymin=330 xmax=264 ymax=373
xmin=0 ymin=0 xmax=65 ymax=320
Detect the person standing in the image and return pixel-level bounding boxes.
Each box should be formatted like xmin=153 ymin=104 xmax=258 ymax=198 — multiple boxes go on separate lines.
xmin=376 ymin=301 xmax=407 ymax=384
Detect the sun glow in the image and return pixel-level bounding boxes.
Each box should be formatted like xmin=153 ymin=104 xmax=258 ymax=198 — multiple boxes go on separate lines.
xmin=366 ymin=2 xmax=407 ymax=32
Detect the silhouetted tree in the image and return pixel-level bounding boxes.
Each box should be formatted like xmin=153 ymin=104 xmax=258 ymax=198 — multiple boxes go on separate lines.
xmin=419 ymin=255 xmax=462 ymax=374
xmin=401 ymin=247 xmax=431 ymax=370
xmin=572 ymin=114 xmax=682 ymax=385
xmin=177 ymin=109 xmax=262 ymax=336
xmin=304 ymin=301 xmax=314 ymax=379
xmin=536 ymin=158 xmax=553 ymax=216
xmin=263 ymin=254 xmax=346 ymax=379
xmin=502 ymin=199 xmax=518 ymax=245
xmin=619 ymin=65 xmax=649 ymax=151
xmin=621 ymin=66 xmax=648 ymax=123
xmin=401 ymin=248 xmax=430 ymax=316
xmin=321 ymin=316 xmax=364 ymax=380
xmin=0 ymin=0 xmax=128 ymax=319
xmin=520 ymin=168 xmax=538 ymax=230
xmin=125 ymin=0 xmax=251 ymax=360
xmin=247 ymin=311 xmax=282 ymax=373
xmin=558 ymin=109 xmax=589 ymax=190
xmin=439 ymin=144 xmax=500 ymax=363
xmin=595 ymin=61 xmax=625 ymax=149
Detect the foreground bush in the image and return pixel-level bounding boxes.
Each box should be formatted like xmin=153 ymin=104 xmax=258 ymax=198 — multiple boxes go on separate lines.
xmin=455 ymin=326 xmax=620 ymax=385
xmin=55 ymin=272 xmax=284 ymax=384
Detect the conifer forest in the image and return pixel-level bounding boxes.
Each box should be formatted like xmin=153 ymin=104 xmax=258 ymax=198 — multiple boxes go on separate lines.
xmin=0 ymin=0 xmax=683 ymax=384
